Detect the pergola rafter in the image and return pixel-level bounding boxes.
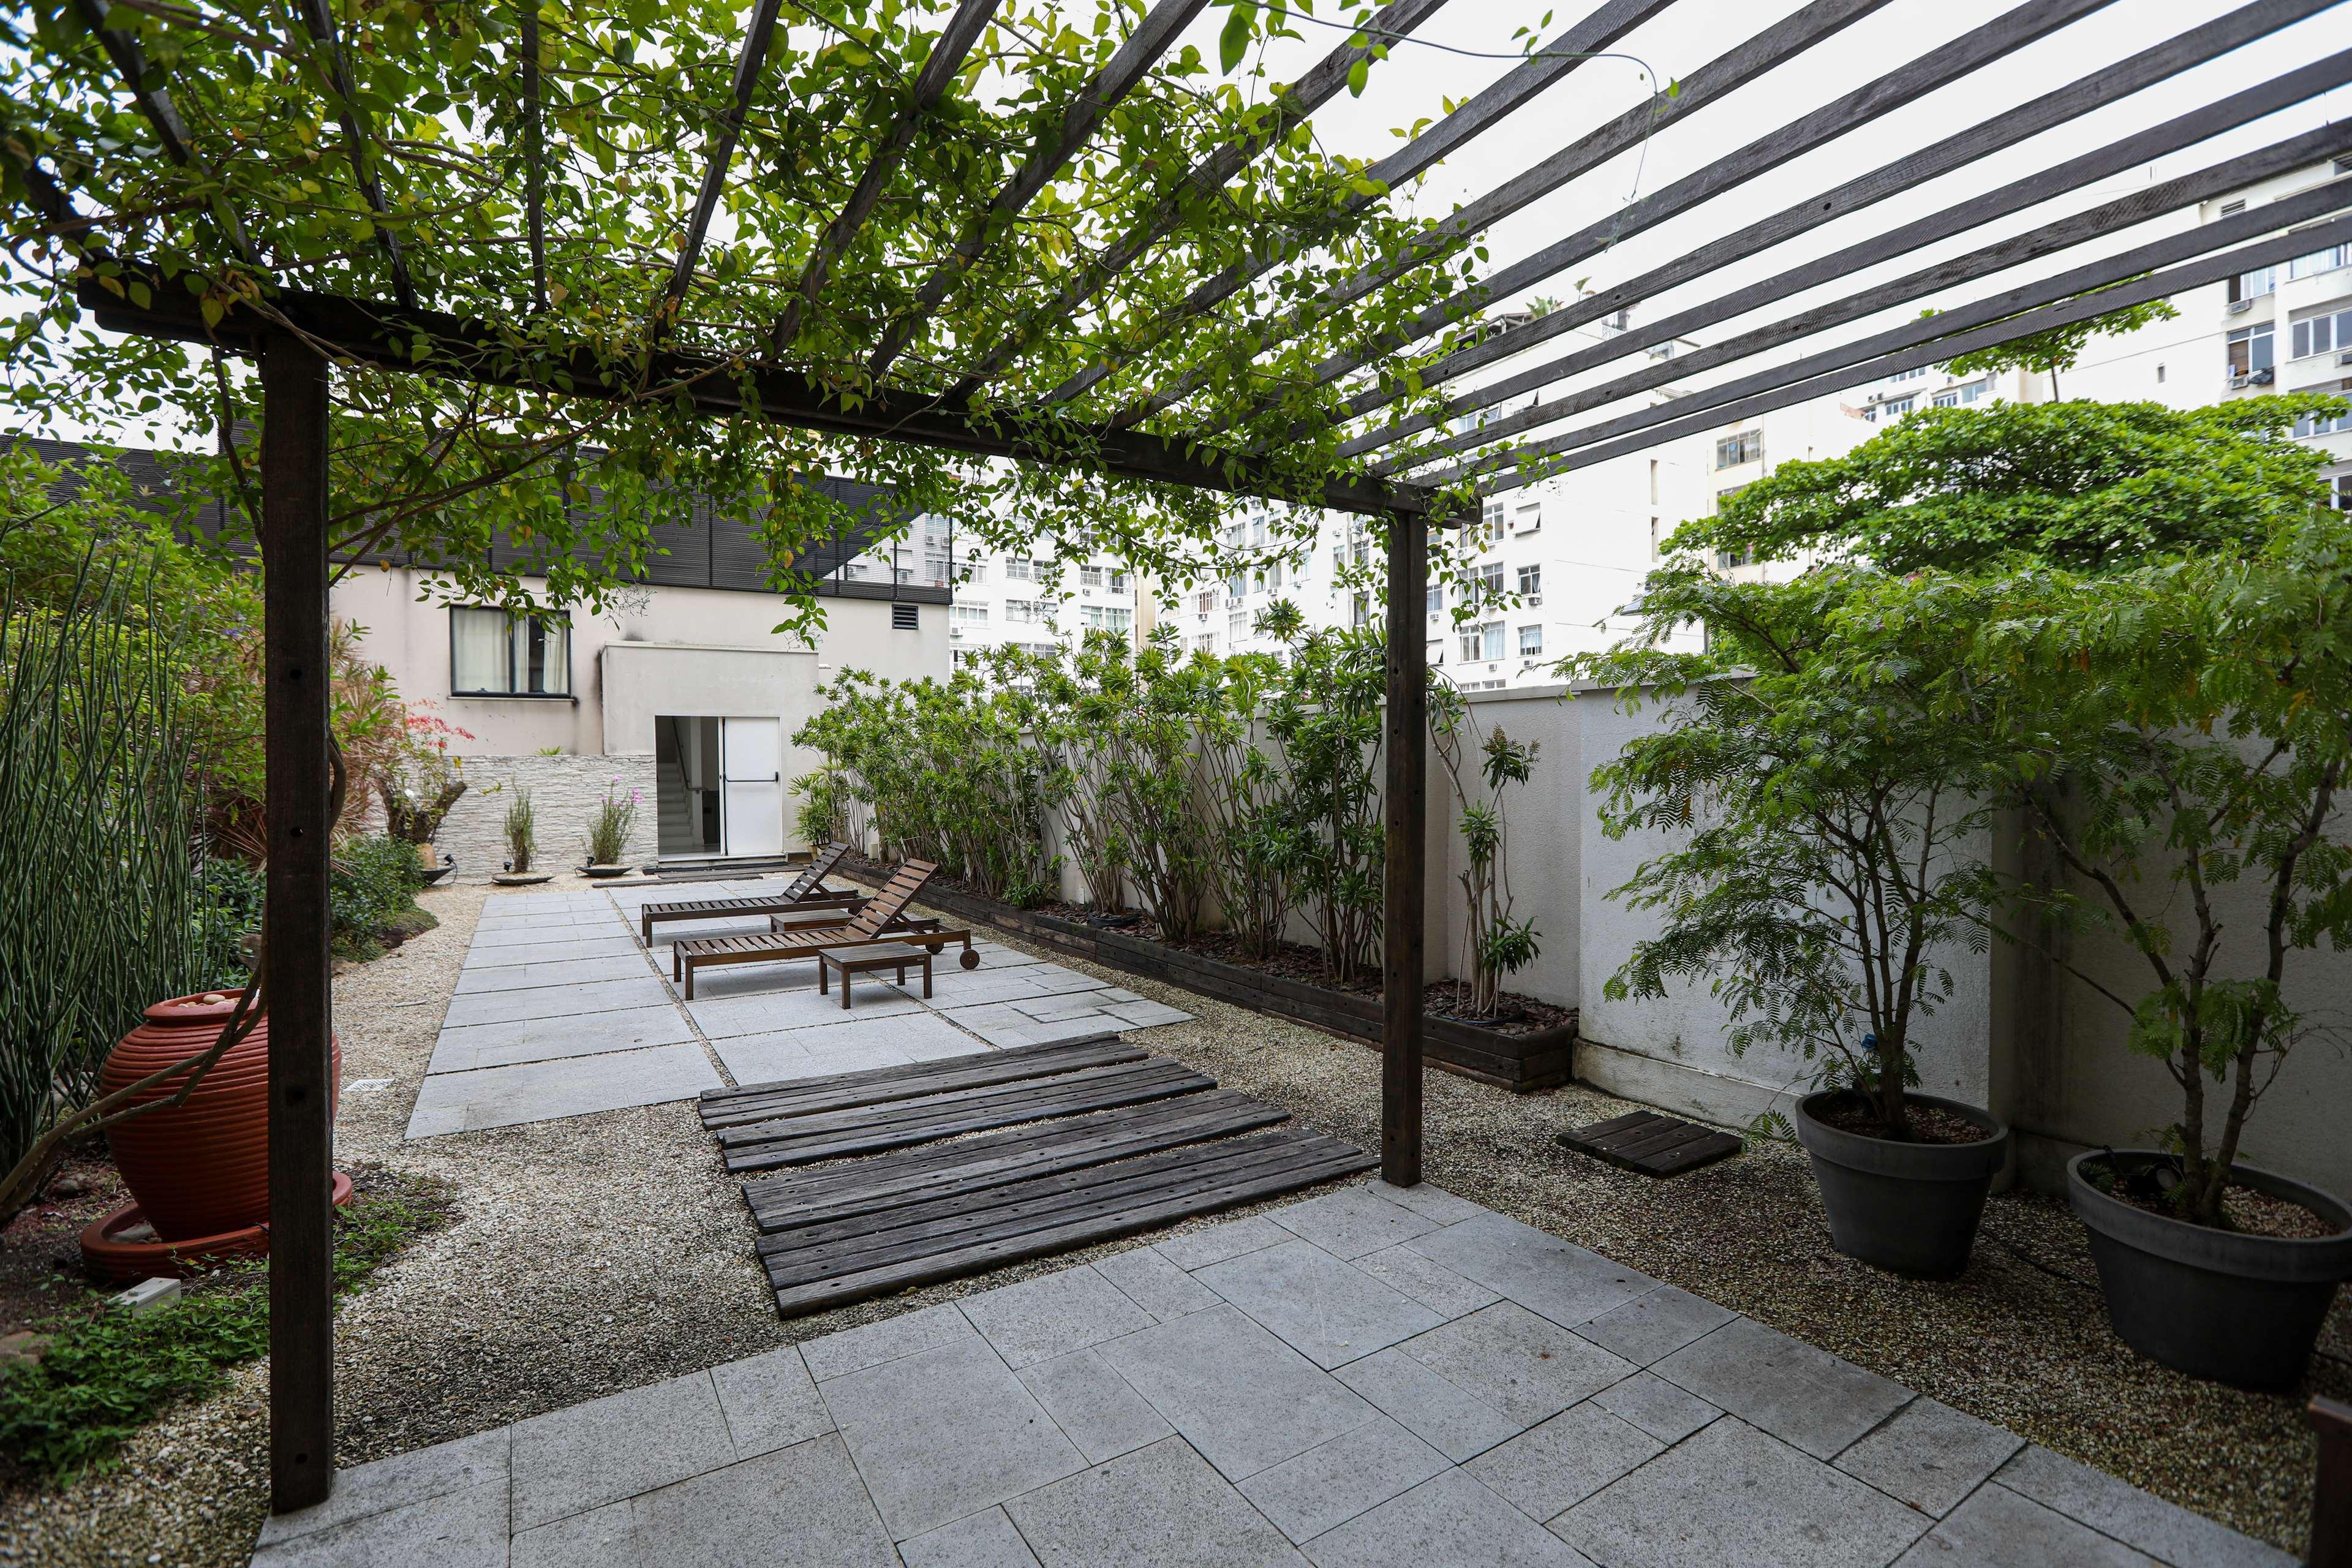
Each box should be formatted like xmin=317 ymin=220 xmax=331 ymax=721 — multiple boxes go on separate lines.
xmin=12 ymin=0 xmax=2347 ymax=1523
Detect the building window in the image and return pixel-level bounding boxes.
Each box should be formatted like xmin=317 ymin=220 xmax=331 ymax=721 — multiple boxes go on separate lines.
xmin=2226 ymin=322 xmax=2275 ymax=377
xmin=951 ymin=605 xmax=989 ymax=626
xmin=1889 ymin=366 xmax=1928 ymax=383
xmin=1517 ymin=565 xmax=1542 ymax=605
xmin=2335 ymin=475 xmax=2352 ymax=511
xmin=1959 ymin=380 xmax=1989 ymax=404
xmin=1110 ymin=569 xmax=1131 ymax=592
xmin=451 ymin=608 xmax=570 ymax=696
xmin=1265 ymin=560 xmax=1282 ymax=590
xmin=1482 ymin=498 xmax=1505 ymax=535
xmin=1472 ymin=560 xmax=1504 ymax=605
xmin=1716 ymin=547 xmax=1750 ymax=570
xmin=962 ymin=558 xmax=989 ymax=584
xmin=1193 ymin=633 xmax=1216 ymax=654
xmin=1079 ymin=565 xmax=1106 ymax=589
xmin=2291 ymin=307 xmax=2352 ymax=360
xmin=1518 ymin=624 xmax=1544 ymax=657
xmin=1458 ymin=622 xmax=1504 ymax=662
xmin=1196 ymin=589 xmax=1218 ymax=616
xmin=1714 ymin=429 xmax=1762 ymax=468
xmin=1006 ymin=557 xmax=1038 ymax=582
xmin=1880 ymin=396 xmax=1915 ymax=420
xmin=1351 ymin=594 xmax=1371 ymax=629
xmin=1103 ymin=606 xmax=1133 ymax=634
xmin=1426 ymin=586 xmax=1443 ymax=617
xmin=2293 ymin=402 xmax=2352 ymax=440
xmin=1228 ymin=609 xmax=1249 ymax=644
xmin=2288 ymin=238 xmax=2350 ymax=281
xmin=1932 ymin=390 xmax=1958 ymax=409
xmin=1426 ymin=639 xmax=1444 ymax=667
xmin=2231 ymin=265 xmax=2278 ymax=303
xmin=1005 ymin=599 xmax=1042 ymax=624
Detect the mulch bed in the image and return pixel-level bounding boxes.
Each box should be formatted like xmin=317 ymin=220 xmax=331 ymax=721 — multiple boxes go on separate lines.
xmin=0 ymin=1144 xmax=131 ymax=1339
xmin=907 ymin=871 xmax=1572 ymax=1039
xmin=1811 ymin=1095 xmax=1993 ymax=1147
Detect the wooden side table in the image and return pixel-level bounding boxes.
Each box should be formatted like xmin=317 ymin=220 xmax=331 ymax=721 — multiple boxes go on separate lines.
xmin=818 ymin=941 xmax=934 ymax=1009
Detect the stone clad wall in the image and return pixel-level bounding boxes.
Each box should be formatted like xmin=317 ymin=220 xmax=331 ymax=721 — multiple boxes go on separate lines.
xmin=429 ymin=754 xmax=658 ymax=882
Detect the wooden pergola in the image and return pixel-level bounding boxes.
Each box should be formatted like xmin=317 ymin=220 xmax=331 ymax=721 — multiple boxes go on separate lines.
xmin=12 ymin=0 xmax=2348 ymax=1511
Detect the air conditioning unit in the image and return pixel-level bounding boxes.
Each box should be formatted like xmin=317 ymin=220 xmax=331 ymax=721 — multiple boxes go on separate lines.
xmin=2339 ymin=352 xmax=2352 ymax=368
xmin=2229 ymin=374 xmax=2252 ymax=389
xmin=2227 ymin=299 xmax=2255 ymax=315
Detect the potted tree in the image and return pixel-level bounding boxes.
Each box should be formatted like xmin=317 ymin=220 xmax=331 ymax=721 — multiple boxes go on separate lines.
xmin=1575 ymin=559 xmax=2010 ymax=1278
xmin=491 ymin=783 xmax=549 ymax=886
xmin=1977 ymin=505 xmax=2352 ymax=1389
xmin=581 ymin=778 xmax=639 ymax=877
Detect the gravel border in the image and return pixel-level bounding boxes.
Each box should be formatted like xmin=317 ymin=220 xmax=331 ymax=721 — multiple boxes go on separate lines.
xmin=3 ymin=881 xmax=2341 ymax=1564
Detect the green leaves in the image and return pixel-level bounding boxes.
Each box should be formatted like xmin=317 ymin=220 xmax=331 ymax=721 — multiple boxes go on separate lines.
xmin=1219 ymin=1 xmax=1257 ymax=74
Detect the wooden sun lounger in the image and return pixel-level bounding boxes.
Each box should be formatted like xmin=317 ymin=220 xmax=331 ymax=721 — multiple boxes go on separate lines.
xmin=671 ymin=858 xmax=979 ymax=999
xmin=638 ymin=843 xmax=856 ymax=946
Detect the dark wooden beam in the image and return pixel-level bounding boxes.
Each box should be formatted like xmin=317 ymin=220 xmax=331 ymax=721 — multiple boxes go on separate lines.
xmin=290 ymin=0 xmax=417 ymax=309
xmin=2313 ymin=1396 xmax=2352 ymax=1568
xmin=865 ymin=0 xmax=1213 ymax=380
xmin=1117 ymin=0 xmax=1926 ymax=426
xmin=1238 ymin=0 xmax=2121 ymax=425
xmin=770 ymin=0 xmax=1003 ymax=357
xmin=78 ymin=262 xmax=1465 ymax=522
xmin=1039 ymin=0 xmax=1681 ymax=409
xmin=1471 ymin=209 xmax=2352 ymax=491
xmin=941 ymin=0 xmax=1457 ymax=404
xmin=260 ymin=333 xmax=336 ymax=1512
xmin=1393 ymin=121 xmax=2352 ymax=471
xmin=1382 ymin=517 xmax=1428 ymax=1187
xmin=69 ymin=0 xmax=261 ymax=266
xmin=1347 ymin=4 xmax=2349 ymax=458
xmin=655 ymin=0 xmax=787 ymax=347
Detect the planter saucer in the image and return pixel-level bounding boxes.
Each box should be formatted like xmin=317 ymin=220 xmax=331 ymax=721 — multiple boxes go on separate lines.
xmin=581 ymin=864 xmax=632 ymax=880
xmin=80 ymin=1170 xmax=354 ymax=1284
xmin=491 ymin=872 xmax=553 ymax=886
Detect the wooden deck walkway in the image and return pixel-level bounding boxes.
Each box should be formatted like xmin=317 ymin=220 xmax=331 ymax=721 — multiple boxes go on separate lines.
xmin=700 ymin=1038 xmax=1376 ymax=1318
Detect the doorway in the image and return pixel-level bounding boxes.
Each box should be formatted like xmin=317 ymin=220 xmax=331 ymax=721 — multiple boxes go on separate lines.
xmin=655 ymin=715 xmax=782 ymax=859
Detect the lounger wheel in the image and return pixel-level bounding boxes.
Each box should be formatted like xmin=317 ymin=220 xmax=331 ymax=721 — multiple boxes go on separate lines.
xmin=959 ymin=948 xmax=981 ymax=970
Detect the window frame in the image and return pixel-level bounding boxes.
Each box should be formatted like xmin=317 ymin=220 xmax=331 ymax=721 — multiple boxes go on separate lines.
xmin=448 ymin=606 xmax=573 ymax=699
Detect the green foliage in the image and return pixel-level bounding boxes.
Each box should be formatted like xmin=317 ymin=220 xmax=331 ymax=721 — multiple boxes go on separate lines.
xmin=0 ymin=559 xmax=214 ymax=1183
xmin=791 ymin=766 xmax=850 ymax=850
xmin=1569 ymin=561 xmax=2000 ymax=1133
xmin=1677 ymin=398 xmax=2342 ymax=576
xmin=584 ymin=777 xmax=641 ymax=865
xmin=502 ymin=784 xmax=538 ymax=873
xmin=1430 ymin=688 xmax=1539 ymax=1016
xmin=328 ymin=835 xmax=432 ymax=960
xmin=192 ymin=858 xmax=265 ymax=989
xmin=0 ymin=1174 xmax=451 ymax=1484
xmin=1260 ymin=622 xmax=1389 ymax=981
xmin=1939 ymin=293 xmax=2181 ymax=397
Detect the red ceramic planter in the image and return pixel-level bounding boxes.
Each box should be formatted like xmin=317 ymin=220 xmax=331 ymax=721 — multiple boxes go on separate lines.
xmin=100 ymin=989 xmax=341 ymax=1242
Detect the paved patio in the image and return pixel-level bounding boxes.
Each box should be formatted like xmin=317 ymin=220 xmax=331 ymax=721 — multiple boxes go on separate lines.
xmin=250 ymin=1180 xmax=2291 ymax=1567
xmin=405 ymin=883 xmax=1193 ymax=1138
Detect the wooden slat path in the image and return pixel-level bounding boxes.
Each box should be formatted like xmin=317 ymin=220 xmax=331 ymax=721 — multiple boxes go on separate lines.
xmin=745 ymin=1088 xmax=1287 ymax=1233
xmin=1559 ymin=1109 xmax=1743 ymax=1177
xmin=762 ymin=1127 xmax=1376 ymax=1316
xmin=701 ymin=1035 xmax=1135 ymax=1130
xmin=717 ymin=1057 xmax=1216 ymax=1173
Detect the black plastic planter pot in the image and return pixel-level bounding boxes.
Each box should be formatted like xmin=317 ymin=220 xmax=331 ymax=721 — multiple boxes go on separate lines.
xmin=1793 ymin=1091 xmax=2010 ymax=1279
xmin=2067 ymin=1152 xmax=2352 ymax=1392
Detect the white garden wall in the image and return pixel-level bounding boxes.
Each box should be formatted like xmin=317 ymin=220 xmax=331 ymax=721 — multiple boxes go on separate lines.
xmin=431 ymin=753 xmax=659 ymax=883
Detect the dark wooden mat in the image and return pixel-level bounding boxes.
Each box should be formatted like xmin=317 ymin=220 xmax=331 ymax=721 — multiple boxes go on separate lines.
xmin=715 ymin=1055 xmax=1214 ymax=1174
xmin=701 ymin=1035 xmax=1134 ymax=1129
xmin=744 ymin=1088 xmax=1287 ymax=1234
xmin=761 ymin=1126 xmax=1375 ymax=1316
xmin=1559 ymin=1110 xmax=1742 ymax=1177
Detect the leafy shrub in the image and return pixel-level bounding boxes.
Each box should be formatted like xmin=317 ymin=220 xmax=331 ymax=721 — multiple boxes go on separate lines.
xmin=329 ymin=835 xmax=432 ymax=960
xmin=584 ymin=778 xmax=641 ymax=865
xmin=191 ymin=858 xmax=264 ymax=988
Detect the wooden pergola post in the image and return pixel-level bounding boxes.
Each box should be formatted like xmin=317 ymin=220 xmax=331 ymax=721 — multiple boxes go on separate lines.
xmin=260 ymin=333 xmax=337 ymax=1512
xmin=1381 ymin=516 xmax=1428 ymax=1187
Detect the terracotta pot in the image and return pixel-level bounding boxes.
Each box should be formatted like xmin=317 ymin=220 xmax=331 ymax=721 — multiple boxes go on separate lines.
xmin=100 ymin=990 xmax=341 ymax=1243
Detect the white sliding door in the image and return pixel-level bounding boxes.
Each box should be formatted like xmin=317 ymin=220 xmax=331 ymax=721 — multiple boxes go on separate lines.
xmin=719 ymin=717 xmax=783 ymax=858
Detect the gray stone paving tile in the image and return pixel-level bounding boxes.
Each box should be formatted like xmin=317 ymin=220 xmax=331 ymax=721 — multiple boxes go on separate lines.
xmin=1396 ymin=1302 xmax=1635 ymax=1428
xmin=1891 ymin=1483 xmax=2162 ymax=1567
xmin=922 ymin=967 xmax=1108 ymax=1008
xmin=470 ymin=921 xmax=624 ymax=949
xmin=425 ymin=1005 xmax=695 ymax=1074
xmin=711 ymin=1344 xmax=834 ymax=1458
xmin=251 ymin=1479 xmax=508 ymax=1568
xmin=1651 ymin=1316 xmax=1913 ymax=1460
xmin=822 ymin=1336 xmax=1085 ymax=1540
xmin=1156 ymin=1214 xmax=1292 ymax=1271
xmin=1836 ymin=1397 xmax=2024 ymax=1518
xmin=1093 ymin=1305 xmax=1379 ymax=1482
xmin=1572 ymin=1285 xmax=1736 ymax=1367
xmin=962 ymin=1264 xmax=1157 ymax=1370
xmin=687 ymin=982 xmax=922 ymax=1038
xmin=257 ymin=1427 xmax=510 ymax=1546
xmin=1094 ymin=1244 xmax=1220 ymax=1321
xmin=902 ymin=1021 xmax=996 ymax=1059
xmin=1268 ymin=1186 xmax=1441 ymax=1261
xmin=452 ymin=955 xmax=649 ymax=995
xmin=1464 ymin=1401 xmax=1663 ymax=1525
xmin=967 ymin=942 xmax=1044 ymax=968
xmin=462 ymin=935 xmax=641 ymax=968
xmin=509 ymin=1370 xmax=736 ymax=1530
xmin=1004 ymin=1436 xmax=1308 ymax=1568
xmin=1590 ymin=1369 xmax=1719 ymax=1445
xmin=1099 ymin=1000 xmax=1194 ymax=1028
xmin=940 ymin=1001 xmax=1134 ymax=1049
xmin=1553 ymin=1417 xmax=1930 ymax=1568
xmin=1368 ymin=1180 xmax=1486 ymax=1224
xmin=899 ymin=1507 xmax=1044 ymax=1568
xmin=1404 ymin=1212 xmax=1660 ymax=1329
xmin=804 ymin=1302 xmax=979 ymax=1382
xmin=511 ymin=1434 xmax=900 ymax=1568
xmin=1303 ymin=1469 xmax=1596 ymax=1568
xmin=711 ymin=1011 xmax=979 ymax=1084
xmin=1017 ymin=1347 xmax=1174 ymax=1463
xmin=1993 ymin=1446 xmax=2297 ymax=1567
xmin=1194 ymin=1239 xmax=1444 ymax=1370
xmin=1237 ymin=1415 xmax=1449 ymax=1545
xmin=1351 ymin=1243 xmax=1499 ymax=1319
xmin=404 ymin=1043 xmax=722 ymax=1138
xmin=439 ymin=975 xmax=671 ymax=1028
xmin=1331 ymin=1347 xmax=1523 ymax=1463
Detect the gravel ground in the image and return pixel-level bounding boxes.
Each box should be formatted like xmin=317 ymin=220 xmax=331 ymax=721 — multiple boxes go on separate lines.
xmin=3 ymin=882 xmax=2342 ymax=1564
